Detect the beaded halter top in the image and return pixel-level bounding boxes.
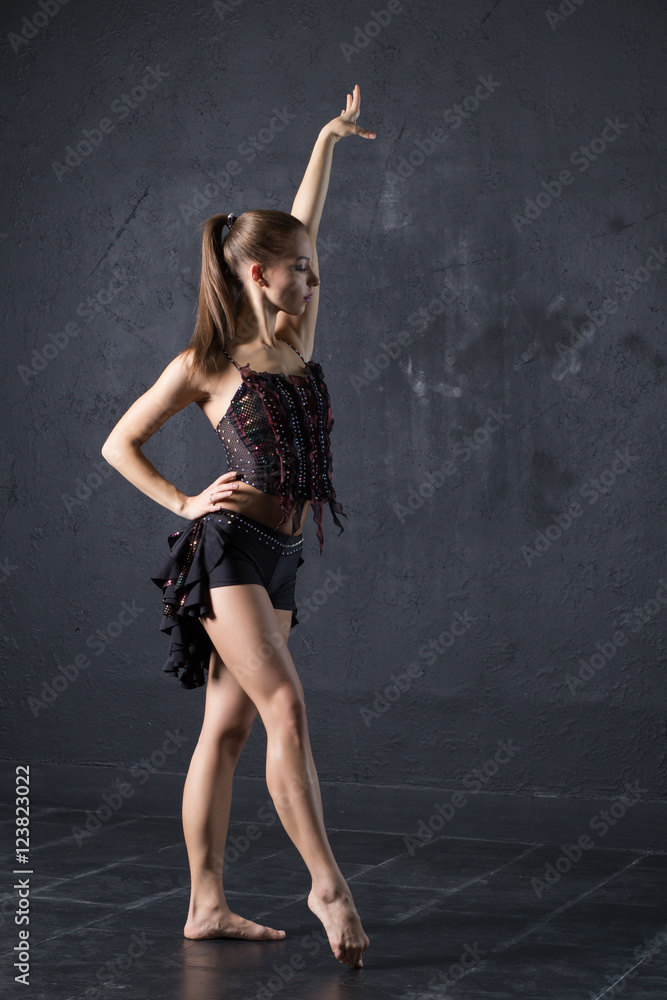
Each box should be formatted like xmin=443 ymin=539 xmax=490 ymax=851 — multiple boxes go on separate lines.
xmin=216 ymin=340 xmax=347 ymax=552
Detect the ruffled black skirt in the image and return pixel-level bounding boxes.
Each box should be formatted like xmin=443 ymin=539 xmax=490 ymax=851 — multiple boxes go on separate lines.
xmin=151 ymin=510 xmax=304 ymax=690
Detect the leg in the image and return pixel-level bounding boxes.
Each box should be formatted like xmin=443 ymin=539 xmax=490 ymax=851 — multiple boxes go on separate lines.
xmin=182 ymin=640 xmax=286 ymax=942
xmin=199 ymin=583 xmax=370 ymax=969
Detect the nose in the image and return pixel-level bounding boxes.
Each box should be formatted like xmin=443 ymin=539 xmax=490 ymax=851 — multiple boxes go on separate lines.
xmin=308 ymin=271 xmax=320 ymax=288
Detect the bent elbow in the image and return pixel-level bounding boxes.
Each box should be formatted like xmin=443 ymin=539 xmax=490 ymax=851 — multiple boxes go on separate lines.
xmin=101 ymin=435 xmax=143 ymax=470
xmin=101 ymin=436 xmax=125 ymax=468
xmin=100 ymin=437 xmax=114 ymax=462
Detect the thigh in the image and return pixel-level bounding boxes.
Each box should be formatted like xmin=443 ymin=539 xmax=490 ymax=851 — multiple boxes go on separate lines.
xmin=201 ymin=606 xmax=294 ymax=737
xmin=201 ymin=644 xmax=260 ymax=739
xmin=199 ymin=584 xmax=305 ymax=716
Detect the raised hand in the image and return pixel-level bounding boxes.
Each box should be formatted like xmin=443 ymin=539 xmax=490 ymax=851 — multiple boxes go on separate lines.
xmin=323 ymin=83 xmax=376 ymax=142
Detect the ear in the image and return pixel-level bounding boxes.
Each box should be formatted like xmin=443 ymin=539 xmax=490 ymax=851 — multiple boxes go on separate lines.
xmin=250 ymin=263 xmax=265 ymax=286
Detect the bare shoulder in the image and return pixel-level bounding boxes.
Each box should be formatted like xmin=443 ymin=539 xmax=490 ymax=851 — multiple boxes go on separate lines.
xmin=159 ymin=347 xmax=226 ymax=399
xmin=161 ymin=347 xmax=203 ymax=387
xmin=103 ymin=345 xmax=242 ymax=456
xmin=175 ymin=343 xmax=244 ymax=430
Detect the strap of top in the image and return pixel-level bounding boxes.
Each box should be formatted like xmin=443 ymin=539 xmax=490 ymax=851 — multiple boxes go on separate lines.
xmin=221 ymin=340 xmax=308 ymax=370
xmin=285 ymin=340 xmax=307 ymax=365
xmin=220 ymin=345 xmax=241 ymax=370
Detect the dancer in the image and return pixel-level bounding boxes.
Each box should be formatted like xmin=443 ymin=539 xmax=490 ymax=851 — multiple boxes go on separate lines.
xmin=101 ymin=84 xmax=375 ymax=969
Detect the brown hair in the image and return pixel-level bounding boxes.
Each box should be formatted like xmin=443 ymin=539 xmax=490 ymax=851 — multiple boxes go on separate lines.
xmin=182 ymin=209 xmax=307 ymax=379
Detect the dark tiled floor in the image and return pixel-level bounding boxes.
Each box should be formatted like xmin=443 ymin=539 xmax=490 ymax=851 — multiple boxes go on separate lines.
xmin=2 ymin=807 xmax=667 ymax=999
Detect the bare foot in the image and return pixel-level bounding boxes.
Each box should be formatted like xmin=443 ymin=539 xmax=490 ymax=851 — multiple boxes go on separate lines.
xmin=307 ymin=885 xmax=370 ymax=968
xmin=184 ymin=905 xmax=286 ymax=941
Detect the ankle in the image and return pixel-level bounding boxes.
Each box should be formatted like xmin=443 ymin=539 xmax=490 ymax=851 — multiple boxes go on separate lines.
xmin=189 ymin=899 xmax=229 ymax=923
xmin=310 ymin=879 xmax=349 ymax=904
xmin=189 ymin=886 xmax=229 ymax=914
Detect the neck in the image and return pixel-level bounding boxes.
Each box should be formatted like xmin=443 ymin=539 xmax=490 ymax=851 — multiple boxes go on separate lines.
xmin=234 ymin=298 xmax=280 ymax=351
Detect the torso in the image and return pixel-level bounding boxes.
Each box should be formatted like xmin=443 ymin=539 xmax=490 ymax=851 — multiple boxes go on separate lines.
xmin=196 ymin=339 xmax=311 ymax=536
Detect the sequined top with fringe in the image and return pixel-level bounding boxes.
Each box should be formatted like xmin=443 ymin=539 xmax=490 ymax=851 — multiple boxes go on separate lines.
xmin=216 ymin=340 xmax=347 ymax=552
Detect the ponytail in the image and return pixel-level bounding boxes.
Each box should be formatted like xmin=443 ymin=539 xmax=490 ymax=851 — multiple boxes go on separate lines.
xmin=181 ymin=209 xmax=307 ymax=380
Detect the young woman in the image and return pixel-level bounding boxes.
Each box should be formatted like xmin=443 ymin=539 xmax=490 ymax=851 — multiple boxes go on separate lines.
xmin=101 ymin=85 xmax=375 ymax=970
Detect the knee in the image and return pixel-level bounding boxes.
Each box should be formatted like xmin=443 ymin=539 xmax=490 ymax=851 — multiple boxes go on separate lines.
xmin=221 ymin=730 xmax=252 ymax=758
xmin=266 ymin=689 xmax=308 ymax=742
xmin=200 ymin=722 xmax=253 ymax=758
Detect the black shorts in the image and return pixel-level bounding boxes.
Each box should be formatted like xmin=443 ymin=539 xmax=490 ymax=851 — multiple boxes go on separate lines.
xmin=206 ymin=509 xmax=304 ymax=608
xmin=151 ymin=509 xmax=305 ymax=690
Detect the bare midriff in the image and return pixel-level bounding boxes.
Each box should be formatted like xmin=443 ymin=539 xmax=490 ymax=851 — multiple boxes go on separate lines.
xmin=217 ymin=483 xmax=310 ymax=537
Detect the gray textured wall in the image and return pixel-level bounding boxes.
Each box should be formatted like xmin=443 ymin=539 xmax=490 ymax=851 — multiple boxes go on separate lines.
xmin=2 ymin=0 xmax=666 ymax=841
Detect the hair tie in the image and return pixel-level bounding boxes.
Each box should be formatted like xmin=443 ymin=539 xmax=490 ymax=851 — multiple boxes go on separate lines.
xmin=226 ymin=213 xmax=237 ymax=229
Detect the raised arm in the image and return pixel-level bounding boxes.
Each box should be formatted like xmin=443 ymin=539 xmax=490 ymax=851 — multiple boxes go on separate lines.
xmin=279 ymin=84 xmax=376 ymax=358
xmin=290 ymin=84 xmax=376 ymax=235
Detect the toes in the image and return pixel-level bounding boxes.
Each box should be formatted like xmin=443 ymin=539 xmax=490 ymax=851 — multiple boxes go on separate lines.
xmin=337 ymin=947 xmax=361 ymax=969
xmin=259 ymin=924 xmax=285 ymax=940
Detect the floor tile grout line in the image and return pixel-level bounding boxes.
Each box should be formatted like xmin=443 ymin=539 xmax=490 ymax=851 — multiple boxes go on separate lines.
xmin=24 ymin=816 xmax=140 ymax=852
xmin=5 ymin=879 xmax=197 ymax=949
xmin=387 ymin=896 xmax=450 ymax=924
xmin=129 ymin=846 xmax=292 ymax=868
xmin=0 ymin=853 xmax=177 ymax=901
xmin=13 ymin=821 xmax=667 ymax=858
xmin=6 ymin=809 xmax=667 ymax=852
xmin=440 ymin=843 xmax=545 ymax=896
xmin=328 ymin=845 xmax=547 ymax=929
xmin=401 ymin=854 xmax=648 ymax=998
xmin=590 ymin=953 xmax=653 ymax=1000
xmin=49 ymin=854 xmax=154 ymax=881
xmin=345 ymin=842 xmax=544 ymax=897
xmin=490 ymin=854 xmax=645 ymax=955
xmin=0 ymin=908 xmax=123 ymax=958
xmin=340 ymin=841 xmax=542 ymax=891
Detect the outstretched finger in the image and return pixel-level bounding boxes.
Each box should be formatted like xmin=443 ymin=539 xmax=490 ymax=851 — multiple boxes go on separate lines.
xmin=354 ymin=124 xmax=376 ymax=139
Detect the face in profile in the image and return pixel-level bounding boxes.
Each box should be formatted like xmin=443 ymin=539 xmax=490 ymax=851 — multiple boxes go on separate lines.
xmin=259 ymin=233 xmax=320 ymax=315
